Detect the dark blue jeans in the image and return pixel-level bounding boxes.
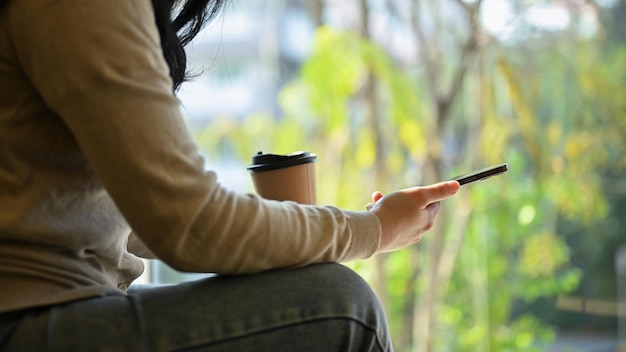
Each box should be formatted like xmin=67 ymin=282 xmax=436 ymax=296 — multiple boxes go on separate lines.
xmin=0 ymin=263 xmax=393 ymax=351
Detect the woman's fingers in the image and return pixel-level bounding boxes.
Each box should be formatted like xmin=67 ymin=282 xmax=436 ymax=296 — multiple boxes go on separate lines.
xmin=371 ymin=181 xmax=460 ymax=253
xmin=371 ymin=191 xmax=384 ymax=204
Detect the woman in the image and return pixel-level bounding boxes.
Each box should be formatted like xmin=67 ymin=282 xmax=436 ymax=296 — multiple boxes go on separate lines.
xmin=0 ymin=0 xmax=460 ymax=350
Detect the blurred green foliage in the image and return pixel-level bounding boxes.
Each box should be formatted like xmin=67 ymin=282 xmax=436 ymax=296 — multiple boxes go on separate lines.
xmin=194 ymin=1 xmax=626 ymax=350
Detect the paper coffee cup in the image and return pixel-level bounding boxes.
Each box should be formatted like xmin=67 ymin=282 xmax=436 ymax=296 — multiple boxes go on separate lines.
xmin=247 ymin=151 xmax=317 ymax=204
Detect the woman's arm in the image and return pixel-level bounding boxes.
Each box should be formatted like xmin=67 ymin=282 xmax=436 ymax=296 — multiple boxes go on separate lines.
xmin=9 ymin=0 xmax=380 ymax=274
xmin=127 ymin=232 xmax=157 ymax=259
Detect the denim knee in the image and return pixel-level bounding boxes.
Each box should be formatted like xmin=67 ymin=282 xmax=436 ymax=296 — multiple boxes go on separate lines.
xmin=291 ymin=263 xmax=392 ymax=345
xmin=0 ymin=263 xmax=394 ymax=352
xmin=301 ymin=263 xmax=382 ymax=311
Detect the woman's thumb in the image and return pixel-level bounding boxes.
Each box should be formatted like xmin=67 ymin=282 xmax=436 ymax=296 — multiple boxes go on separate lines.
xmin=419 ymin=181 xmax=460 ymax=203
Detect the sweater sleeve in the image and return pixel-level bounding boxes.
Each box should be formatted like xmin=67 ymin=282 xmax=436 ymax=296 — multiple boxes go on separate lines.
xmin=8 ymin=0 xmax=381 ymax=273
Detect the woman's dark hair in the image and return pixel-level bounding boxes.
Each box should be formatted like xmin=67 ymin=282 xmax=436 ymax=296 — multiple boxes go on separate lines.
xmin=0 ymin=0 xmax=226 ymax=92
xmin=152 ymin=0 xmax=227 ymax=91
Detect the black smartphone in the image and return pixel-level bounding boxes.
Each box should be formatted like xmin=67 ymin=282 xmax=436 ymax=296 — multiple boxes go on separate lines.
xmin=452 ymin=163 xmax=509 ymax=185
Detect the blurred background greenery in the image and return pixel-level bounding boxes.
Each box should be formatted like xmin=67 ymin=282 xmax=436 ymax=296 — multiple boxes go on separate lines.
xmin=164 ymin=0 xmax=626 ymax=350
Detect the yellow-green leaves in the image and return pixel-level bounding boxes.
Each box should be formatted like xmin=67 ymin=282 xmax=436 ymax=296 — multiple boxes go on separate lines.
xmin=519 ymin=232 xmax=569 ymax=278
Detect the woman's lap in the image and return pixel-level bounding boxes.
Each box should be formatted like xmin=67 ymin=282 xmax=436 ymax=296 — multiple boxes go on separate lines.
xmin=0 ymin=263 xmax=393 ymax=351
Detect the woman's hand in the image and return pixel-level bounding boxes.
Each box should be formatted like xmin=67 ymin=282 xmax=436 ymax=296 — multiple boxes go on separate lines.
xmin=369 ymin=181 xmax=460 ymax=252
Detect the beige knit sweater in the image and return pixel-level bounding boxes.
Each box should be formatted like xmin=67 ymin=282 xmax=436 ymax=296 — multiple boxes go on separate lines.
xmin=0 ymin=0 xmax=380 ymax=313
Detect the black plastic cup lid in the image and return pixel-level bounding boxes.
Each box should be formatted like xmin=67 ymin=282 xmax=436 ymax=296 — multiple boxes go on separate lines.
xmin=247 ymin=151 xmax=317 ymax=173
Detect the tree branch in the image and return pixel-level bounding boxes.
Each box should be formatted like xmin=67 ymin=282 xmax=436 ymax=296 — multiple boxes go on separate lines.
xmin=437 ymin=0 xmax=483 ymax=130
xmin=411 ymin=0 xmax=439 ymax=102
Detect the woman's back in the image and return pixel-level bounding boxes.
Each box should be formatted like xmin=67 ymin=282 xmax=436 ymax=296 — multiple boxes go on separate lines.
xmin=0 ymin=0 xmax=148 ymax=314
